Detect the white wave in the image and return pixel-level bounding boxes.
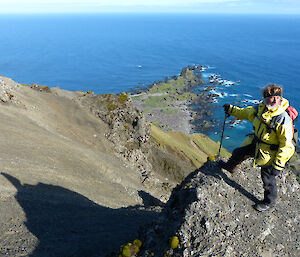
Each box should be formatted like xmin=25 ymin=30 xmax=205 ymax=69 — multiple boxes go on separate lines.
xmin=223 ymin=80 xmax=238 ymax=86
xmin=243 ymin=94 xmax=252 ymax=97
xmin=202 ymin=73 xmax=213 ymax=78
xmin=242 ymin=99 xmax=260 ymax=104
xmin=209 ymin=89 xmax=227 ymax=98
xmin=207 ymin=75 xmax=239 ymax=87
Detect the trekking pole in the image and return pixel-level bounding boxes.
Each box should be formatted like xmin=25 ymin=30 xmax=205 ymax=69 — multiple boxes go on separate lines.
xmin=208 ymin=112 xmax=230 ymax=161
xmin=217 ymin=112 xmax=230 ymax=157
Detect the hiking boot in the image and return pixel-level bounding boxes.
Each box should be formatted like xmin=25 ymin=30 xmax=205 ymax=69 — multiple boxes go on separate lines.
xmin=217 ymin=160 xmax=236 ymax=173
xmin=253 ymin=202 xmax=273 ymax=212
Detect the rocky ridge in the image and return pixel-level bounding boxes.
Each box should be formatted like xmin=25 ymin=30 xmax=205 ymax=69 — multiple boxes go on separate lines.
xmin=138 ymin=159 xmax=299 ymax=257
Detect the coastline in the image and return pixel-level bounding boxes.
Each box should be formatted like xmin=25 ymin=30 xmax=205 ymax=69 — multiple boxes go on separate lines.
xmin=131 ymin=66 xmax=217 ymax=135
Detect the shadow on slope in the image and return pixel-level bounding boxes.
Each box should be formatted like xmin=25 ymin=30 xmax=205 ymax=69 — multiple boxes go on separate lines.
xmin=2 ymin=173 xmax=160 ymax=257
xmin=196 ymin=162 xmax=260 ymax=204
xmin=167 ymin=161 xmax=260 ymax=215
xmin=140 ymin=161 xmax=262 ymax=255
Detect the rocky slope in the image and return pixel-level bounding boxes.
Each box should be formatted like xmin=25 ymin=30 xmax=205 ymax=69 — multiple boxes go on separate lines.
xmin=0 ymin=77 xmax=158 ymax=256
xmin=0 ymin=75 xmax=226 ymax=257
xmin=138 ymin=159 xmax=299 ymax=257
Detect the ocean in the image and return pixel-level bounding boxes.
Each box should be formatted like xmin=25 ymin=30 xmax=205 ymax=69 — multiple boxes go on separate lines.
xmin=1 ymin=13 xmax=300 ymax=151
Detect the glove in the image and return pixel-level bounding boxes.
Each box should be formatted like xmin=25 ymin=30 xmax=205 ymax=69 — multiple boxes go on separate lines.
xmin=266 ymin=166 xmax=280 ymax=176
xmin=223 ymin=104 xmax=230 ymax=113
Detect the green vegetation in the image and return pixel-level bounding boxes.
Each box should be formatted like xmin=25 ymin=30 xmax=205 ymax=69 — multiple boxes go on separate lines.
xmin=118 ymin=94 xmax=128 ymax=104
xmin=107 ymin=103 xmax=118 ymax=111
xmin=161 ymin=109 xmax=178 ymax=115
xmin=140 ymin=68 xmax=200 ymax=112
xmin=141 ymin=109 xmax=152 ymax=115
xmin=151 ymin=121 xmax=171 ymax=131
xmin=143 ymin=95 xmax=170 ymax=108
xmin=150 ymin=124 xmax=230 ymax=168
xmin=147 ymin=68 xmax=200 ymax=95
xmin=180 ymin=67 xmax=195 ymax=80
xmin=131 ymin=94 xmax=143 ymax=101
xmin=174 ymin=92 xmax=195 ymax=101
xmin=148 ymin=79 xmax=185 ymax=94
xmin=148 ymin=81 xmax=180 ymax=94
xmin=142 ymin=93 xmax=196 ymax=108
xmin=97 ymin=93 xmax=131 ymax=112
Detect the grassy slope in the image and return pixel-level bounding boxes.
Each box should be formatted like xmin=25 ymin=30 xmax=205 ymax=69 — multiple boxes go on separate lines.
xmin=150 ymin=124 xmax=231 ymax=168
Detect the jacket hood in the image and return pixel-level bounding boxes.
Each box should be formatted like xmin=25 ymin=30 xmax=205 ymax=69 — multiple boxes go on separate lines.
xmin=261 ymin=97 xmax=289 ymax=119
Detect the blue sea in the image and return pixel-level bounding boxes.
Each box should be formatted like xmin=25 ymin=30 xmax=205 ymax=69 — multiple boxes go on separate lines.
xmin=1 ymin=13 xmax=300 ymax=151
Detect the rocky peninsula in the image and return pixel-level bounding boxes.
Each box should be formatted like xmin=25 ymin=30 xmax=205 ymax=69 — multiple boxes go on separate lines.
xmin=131 ymin=67 xmax=218 ymax=134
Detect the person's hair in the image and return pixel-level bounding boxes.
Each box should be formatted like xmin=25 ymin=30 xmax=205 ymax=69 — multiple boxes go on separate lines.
xmin=262 ymin=84 xmax=283 ymax=98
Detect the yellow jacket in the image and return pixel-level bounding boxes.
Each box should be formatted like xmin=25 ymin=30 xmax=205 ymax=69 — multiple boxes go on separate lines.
xmin=227 ymin=98 xmax=295 ymax=170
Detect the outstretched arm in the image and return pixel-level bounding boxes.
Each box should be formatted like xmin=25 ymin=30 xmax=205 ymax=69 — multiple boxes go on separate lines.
xmin=225 ymin=104 xmax=257 ymax=122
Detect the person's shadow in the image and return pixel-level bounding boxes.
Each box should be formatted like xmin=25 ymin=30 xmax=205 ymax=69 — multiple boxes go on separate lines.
xmin=2 ymin=173 xmax=160 ymax=257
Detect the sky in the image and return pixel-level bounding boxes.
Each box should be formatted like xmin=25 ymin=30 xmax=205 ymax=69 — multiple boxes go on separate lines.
xmin=0 ymin=0 xmax=300 ymax=14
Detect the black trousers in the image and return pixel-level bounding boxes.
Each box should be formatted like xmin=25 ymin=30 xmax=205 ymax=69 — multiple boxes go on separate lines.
xmin=227 ymin=142 xmax=278 ymax=205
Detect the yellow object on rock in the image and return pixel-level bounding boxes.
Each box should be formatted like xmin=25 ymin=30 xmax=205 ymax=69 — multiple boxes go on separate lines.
xmin=170 ymin=236 xmax=179 ymax=249
xmin=121 ymin=243 xmax=132 ymax=257
xmin=184 ymin=183 xmax=191 ymax=188
xmin=208 ymin=155 xmax=216 ymax=162
xmin=133 ymin=239 xmax=142 ymax=248
xmin=120 ymin=241 xmax=140 ymax=257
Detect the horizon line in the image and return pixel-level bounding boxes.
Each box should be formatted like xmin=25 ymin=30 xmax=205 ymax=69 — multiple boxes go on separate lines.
xmin=1 ymin=11 xmax=300 ymax=15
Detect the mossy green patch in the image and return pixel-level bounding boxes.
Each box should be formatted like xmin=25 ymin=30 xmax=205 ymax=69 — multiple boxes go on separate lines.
xmin=147 ymin=67 xmax=199 ymax=95
xmin=118 ymin=94 xmax=128 ymax=104
xmin=180 ymin=67 xmax=195 ymax=80
xmin=131 ymin=95 xmax=143 ymax=101
xmin=107 ymin=103 xmax=118 ymax=111
xmin=143 ymin=95 xmax=170 ymax=108
xmin=148 ymin=82 xmax=180 ymax=94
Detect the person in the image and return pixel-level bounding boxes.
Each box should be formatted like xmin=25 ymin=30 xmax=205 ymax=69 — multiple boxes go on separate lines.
xmin=218 ymin=84 xmax=295 ymax=212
